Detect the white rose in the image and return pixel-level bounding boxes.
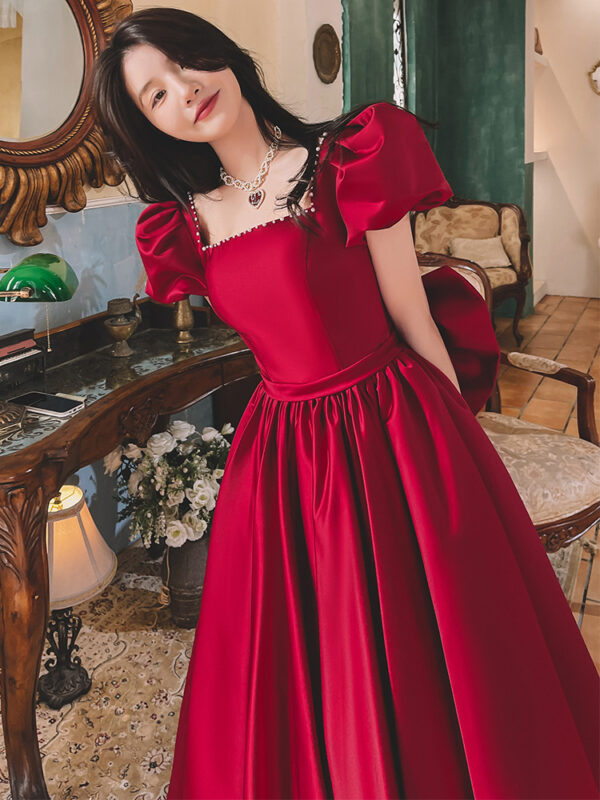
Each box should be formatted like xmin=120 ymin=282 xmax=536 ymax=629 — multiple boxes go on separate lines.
xmin=221 ymin=422 xmax=235 ymax=435
xmin=169 ymin=420 xmax=196 ymax=441
xmin=213 ymin=468 xmax=224 ymax=479
xmin=182 ymin=511 xmax=208 ymax=540
xmin=146 ymin=432 xmax=176 ymax=459
xmin=166 ymin=489 xmax=185 ymax=507
xmin=206 ymin=476 xmax=220 ymax=496
xmin=103 ymin=446 xmax=123 ymax=476
xmin=127 ymin=469 xmax=143 ymax=495
xmin=123 ymin=442 xmax=143 ymax=461
xmin=185 ymin=478 xmax=216 ymax=511
xmin=165 ymin=520 xmax=188 ymax=547
xmin=200 ymin=426 xmax=220 ymax=442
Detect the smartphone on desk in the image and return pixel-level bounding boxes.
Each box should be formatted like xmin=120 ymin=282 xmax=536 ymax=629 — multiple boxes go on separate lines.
xmin=9 ymin=391 xmax=86 ymax=418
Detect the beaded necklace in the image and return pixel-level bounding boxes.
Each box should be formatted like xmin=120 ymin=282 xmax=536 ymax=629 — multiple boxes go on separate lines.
xmin=188 ymin=133 xmax=326 ymax=252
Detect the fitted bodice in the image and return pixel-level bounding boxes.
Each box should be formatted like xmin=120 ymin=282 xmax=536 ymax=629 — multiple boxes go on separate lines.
xmin=135 ymin=101 xmax=500 ymax=412
xmin=183 ymin=152 xmax=396 ymax=384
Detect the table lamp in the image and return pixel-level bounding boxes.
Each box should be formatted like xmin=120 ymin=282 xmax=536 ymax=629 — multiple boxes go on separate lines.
xmin=38 ymin=485 xmax=118 ymax=709
xmin=0 ymin=253 xmax=78 ymax=352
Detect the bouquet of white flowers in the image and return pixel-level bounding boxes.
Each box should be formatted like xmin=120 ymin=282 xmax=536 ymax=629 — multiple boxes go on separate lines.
xmin=104 ymin=419 xmax=235 ymax=549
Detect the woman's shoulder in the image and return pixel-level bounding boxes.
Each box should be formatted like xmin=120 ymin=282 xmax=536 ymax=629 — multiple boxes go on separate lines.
xmin=346 ymin=100 xmax=415 ymax=125
xmin=135 ymin=199 xmax=201 ymax=272
xmin=135 ymin=198 xmax=201 ymax=256
xmin=326 ymin=101 xmax=426 ymax=155
xmin=321 ymin=101 xmax=452 ymax=247
xmin=134 ymin=199 xmax=208 ymax=303
xmin=136 ymin=199 xmax=188 ymax=240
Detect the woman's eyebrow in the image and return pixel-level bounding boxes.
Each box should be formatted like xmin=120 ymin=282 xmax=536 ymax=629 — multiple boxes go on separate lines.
xmin=138 ymin=79 xmax=156 ymax=104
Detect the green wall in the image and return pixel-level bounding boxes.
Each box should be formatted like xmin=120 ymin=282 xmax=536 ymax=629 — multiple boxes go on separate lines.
xmin=344 ymin=0 xmax=534 ymax=317
xmin=341 ymin=0 xmax=394 ymax=111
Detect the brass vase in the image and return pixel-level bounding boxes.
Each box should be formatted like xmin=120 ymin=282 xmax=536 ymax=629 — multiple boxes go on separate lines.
xmin=173 ymin=297 xmax=194 ymax=343
xmin=104 ymin=294 xmax=141 ymax=357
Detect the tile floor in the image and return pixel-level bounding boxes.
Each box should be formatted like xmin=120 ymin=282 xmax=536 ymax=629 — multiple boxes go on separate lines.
xmin=494 ymin=295 xmax=599 ymax=672
xmin=494 ymin=294 xmax=599 ymax=436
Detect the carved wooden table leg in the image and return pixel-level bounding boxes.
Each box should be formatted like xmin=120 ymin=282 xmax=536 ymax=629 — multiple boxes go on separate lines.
xmin=0 ymin=482 xmax=51 ymax=800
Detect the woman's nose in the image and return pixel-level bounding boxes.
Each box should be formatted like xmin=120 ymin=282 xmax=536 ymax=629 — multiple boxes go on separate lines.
xmin=186 ymin=86 xmax=200 ymax=105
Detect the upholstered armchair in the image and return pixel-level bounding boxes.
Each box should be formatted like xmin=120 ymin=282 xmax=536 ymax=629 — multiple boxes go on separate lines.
xmin=479 ymin=352 xmax=599 ymax=600
xmin=419 ymin=257 xmax=600 ymax=609
xmin=412 ymin=197 xmax=533 ymax=346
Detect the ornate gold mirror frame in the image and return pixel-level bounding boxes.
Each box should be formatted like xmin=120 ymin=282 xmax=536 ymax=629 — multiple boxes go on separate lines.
xmin=0 ymin=0 xmax=132 ymax=247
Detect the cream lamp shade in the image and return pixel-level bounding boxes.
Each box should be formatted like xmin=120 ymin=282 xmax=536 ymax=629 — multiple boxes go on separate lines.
xmin=46 ymin=486 xmax=118 ymax=611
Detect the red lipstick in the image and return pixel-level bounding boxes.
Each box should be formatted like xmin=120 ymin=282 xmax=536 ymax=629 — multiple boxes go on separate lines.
xmin=195 ymin=91 xmax=219 ymax=122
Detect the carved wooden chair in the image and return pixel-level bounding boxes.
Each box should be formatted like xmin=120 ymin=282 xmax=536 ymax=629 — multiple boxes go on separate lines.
xmin=418 ymin=254 xmax=600 ymax=605
xmin=412 ymin=197 xmax=533 ymax=346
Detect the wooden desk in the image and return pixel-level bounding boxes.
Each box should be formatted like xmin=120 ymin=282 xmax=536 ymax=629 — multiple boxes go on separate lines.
xmin=0 ymin=326 xmax=259 ymax=800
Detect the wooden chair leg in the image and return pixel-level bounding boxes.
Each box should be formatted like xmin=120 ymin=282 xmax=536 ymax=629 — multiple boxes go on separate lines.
xmin=512 ymin=285 xmax=526 ymax=346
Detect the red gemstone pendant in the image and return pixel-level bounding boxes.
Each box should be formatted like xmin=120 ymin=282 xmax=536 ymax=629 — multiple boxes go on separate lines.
xmin=248 ymin=189 xmax=265 ymax=208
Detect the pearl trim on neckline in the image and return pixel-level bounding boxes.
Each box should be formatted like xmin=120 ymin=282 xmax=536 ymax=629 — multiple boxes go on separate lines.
xmin=188 ymin=133 xmax=326 ymax=252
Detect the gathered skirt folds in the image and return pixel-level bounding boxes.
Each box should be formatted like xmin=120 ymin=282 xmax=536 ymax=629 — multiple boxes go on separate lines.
xmin=166 ymin=332 xmax=600 ymax=800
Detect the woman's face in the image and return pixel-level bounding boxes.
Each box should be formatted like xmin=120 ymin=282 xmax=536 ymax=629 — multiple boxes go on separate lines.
xmin=122 ymin=44 xmax=242 ymax=142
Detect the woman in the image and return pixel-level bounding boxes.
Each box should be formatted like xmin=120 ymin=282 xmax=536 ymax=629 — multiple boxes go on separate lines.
xmin=93 ymin=8 xmax=599 ymax=800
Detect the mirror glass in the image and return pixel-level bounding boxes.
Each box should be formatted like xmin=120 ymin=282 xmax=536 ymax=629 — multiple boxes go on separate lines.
xmin=0 ymin=0 xmax=84 ymax=142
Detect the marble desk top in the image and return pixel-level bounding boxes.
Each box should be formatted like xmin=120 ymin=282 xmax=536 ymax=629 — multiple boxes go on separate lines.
xmin=0 ymin=326 xmax=245 ymax=459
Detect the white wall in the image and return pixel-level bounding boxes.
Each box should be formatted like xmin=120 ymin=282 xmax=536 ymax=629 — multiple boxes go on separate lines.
xmin=133 ymin=0 xmax=343 ymax=118
xmin=86 ymin=0 xmax=343 ymax=205
xmin=530 ymin=0 xmax=600 ymax=298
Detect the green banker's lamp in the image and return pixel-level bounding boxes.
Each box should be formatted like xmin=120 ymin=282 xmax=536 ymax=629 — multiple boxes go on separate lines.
xmin=0 ymin=253 xmax=79 ymax=351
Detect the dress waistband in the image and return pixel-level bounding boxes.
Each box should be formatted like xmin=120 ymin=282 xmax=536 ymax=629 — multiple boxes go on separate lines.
xmin=260 ymin=331 xmax=408 ymax=401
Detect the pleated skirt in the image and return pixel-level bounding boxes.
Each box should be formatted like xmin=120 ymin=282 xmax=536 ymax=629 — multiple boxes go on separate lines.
xmin=166 ymin=333 xmax=600 ymax=800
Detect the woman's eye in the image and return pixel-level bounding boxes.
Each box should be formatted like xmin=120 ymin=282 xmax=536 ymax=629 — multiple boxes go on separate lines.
xmin=152 ymin=90 xmax=166 ymax=107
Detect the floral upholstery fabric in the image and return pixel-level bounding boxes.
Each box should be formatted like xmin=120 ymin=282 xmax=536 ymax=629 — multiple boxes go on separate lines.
xmin=485 ymin=267 xmax=518 ymax=288
xmin=414 ymin=203 xmax=525 ymax=279
xmin=546 ymin=538 xmax=584 ymax=603
xmin=500 ymin=206 xmax=522 ymax=271
xmin=414 ymin=205 xmax=499 ymax=254
xmin=476 ymin=411 xmax=600 ymax=526
xmin=506 ymin=351 xmax=568 ymax=374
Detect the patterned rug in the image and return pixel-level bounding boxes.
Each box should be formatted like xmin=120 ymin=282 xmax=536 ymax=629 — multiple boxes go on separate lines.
xmin=0 ymin=531 xmax=587 ymax=800
xmin=0 ymin=539 xmax=193 ymax=800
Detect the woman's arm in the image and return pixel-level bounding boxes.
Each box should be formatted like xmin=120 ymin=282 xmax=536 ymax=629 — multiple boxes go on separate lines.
xmin=365 ymin=213 xmax=461 ymax=393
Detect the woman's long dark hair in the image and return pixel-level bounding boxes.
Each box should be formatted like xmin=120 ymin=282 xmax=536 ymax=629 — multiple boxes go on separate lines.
xmin=92 ymin=7 xmax=437 ymax=234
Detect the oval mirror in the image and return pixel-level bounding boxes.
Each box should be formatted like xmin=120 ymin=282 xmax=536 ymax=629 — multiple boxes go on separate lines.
xmin=0 ymin=0 xmax=132 ymax=247
xmin=0 ymin=0 xmax=85 ymax=142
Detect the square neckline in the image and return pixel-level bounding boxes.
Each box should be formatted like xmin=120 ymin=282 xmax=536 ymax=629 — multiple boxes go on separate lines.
xmin=186 ymin=132 xmax=328 ymax=253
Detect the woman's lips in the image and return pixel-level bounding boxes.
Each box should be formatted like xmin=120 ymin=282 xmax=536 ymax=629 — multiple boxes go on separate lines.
xmin=195 ymin=91 xmax=219 ymax=122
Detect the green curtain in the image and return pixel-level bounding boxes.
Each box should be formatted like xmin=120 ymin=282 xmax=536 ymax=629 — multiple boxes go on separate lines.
xmin=341 ymin=0 xmax=394 ymax=112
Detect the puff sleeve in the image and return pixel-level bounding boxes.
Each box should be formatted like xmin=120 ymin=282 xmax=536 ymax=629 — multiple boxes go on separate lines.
xmin=135 ymin=200 xmax=208 ymax=303
xmin=331 ymin=102 xmax=453 ymax=248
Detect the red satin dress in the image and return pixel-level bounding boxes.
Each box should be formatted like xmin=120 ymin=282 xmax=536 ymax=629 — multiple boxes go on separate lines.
xmin=135 ymin=102 xmax=600 ymax=800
